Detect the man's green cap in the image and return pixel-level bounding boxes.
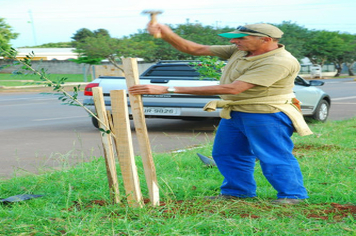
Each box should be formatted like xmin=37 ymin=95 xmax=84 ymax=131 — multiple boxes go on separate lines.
xmin=218 ymin=23 xmax=284 ymax=39
xmin=218 ymin=33 xmax=249 ymax=39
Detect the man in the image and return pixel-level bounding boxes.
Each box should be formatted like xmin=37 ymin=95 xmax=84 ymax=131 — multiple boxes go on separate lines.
xmin=129 ymin=23 xmax=312 ymax=204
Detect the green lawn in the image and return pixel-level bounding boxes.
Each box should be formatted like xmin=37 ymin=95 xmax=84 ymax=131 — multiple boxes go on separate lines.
xmin=0 ymin=73 xmax=86 ymax=87
xmin=0 ymin=118 xmax=355 ymax=235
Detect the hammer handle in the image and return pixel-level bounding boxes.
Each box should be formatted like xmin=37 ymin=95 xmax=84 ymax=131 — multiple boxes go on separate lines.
xmin=150 ymin=14 xmax=161 ymax=38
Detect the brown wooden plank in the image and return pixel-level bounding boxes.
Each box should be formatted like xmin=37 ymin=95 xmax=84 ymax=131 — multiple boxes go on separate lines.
xmin=110 ymin=90 xmax=144 ymax=207
xmin=92 ymin=87 xmax=120 ymax=204
xmin=122 ymin=58 xmax=159 ymax=206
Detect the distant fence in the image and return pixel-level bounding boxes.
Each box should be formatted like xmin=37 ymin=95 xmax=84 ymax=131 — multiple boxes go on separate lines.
xmin=0 ymin=60 xmax=154 ymax=79
xmin=2 ymin=59 xmax=353 ymax=79
xmin=0 ymin=60 xmax=94 ymax=74
xmin=300 ymin=64 xmax=336 ymax=73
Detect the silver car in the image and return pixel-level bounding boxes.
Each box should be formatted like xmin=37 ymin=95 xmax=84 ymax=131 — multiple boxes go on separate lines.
xmin=84 ymin=62 xmax=331 ymax=128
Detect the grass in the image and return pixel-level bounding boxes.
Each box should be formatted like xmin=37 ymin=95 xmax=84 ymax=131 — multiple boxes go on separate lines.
xmin=0 ymin=119 xmax=355 ymax=235
xmin=0 ymin=73 xmax=86 ymax=87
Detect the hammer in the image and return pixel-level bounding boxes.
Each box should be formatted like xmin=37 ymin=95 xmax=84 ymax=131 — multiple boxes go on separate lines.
xmin=142 ymin=10 xmax=163 ymax=38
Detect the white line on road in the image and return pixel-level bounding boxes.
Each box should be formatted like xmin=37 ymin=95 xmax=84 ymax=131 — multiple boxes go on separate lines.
xmin=331 ymin=102 xmax=356 ymax=105
xmin=332 ymin=96 xmax=356 ymax=101
xmin=0 ymin=97 xmax=58 ymax=102
xmin=0 ymin=102 xmax=49 ymax=107
xmin=33 ymin=116 xmax=88 ymax=121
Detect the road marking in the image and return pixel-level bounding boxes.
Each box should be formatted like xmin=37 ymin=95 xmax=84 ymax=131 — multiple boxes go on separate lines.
xmin=33 ymin=115 xmax=88 ymax=121
xmin=332 ymin=96 xmax=356 ymax=101
xmin=331 ymin=102 xmax=356 ymax=105
xmin=0 ymin=102 xmax=49 ymax=107
xmin=0 ymin=97 xmax=58 ymax=102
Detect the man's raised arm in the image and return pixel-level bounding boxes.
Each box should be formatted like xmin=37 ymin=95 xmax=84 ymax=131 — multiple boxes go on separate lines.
xmin=147 ymin=23 xmax=215 ymax=56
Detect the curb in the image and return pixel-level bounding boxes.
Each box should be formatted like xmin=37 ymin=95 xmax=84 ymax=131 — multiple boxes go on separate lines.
xmin=0 ymin=82 xmax=89 ymax=90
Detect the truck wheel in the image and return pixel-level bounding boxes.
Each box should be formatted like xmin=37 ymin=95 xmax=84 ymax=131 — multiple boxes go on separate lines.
xmin=92 ymin=116 xmax=99 ymax=129
xmin=312 ymin=100 xmax=329 ymax=122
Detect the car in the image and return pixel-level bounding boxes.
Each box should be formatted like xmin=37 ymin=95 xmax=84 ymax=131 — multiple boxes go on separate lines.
xmin=293 ymin=75 xmax=330 ymax=122
xmin=83 ymin=62 xmax=331 ymax=128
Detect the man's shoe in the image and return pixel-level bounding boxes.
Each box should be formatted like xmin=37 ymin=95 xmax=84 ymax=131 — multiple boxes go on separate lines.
xmin=271 ymin=198 xmax=304 ymax=205
xmin=204 ymin=194 xmax=241 ymax=200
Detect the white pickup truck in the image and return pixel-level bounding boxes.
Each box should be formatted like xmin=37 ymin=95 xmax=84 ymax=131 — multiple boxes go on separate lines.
xmin=83 ymin=61 xmax=331 ymax=128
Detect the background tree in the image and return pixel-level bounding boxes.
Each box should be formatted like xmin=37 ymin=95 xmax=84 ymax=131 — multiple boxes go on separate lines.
xmin=71 ymin=28 xmax=95 ymax=46
xmin=336 ymin=33 xmax=356 ymax=76
xmin=120 ymin=23 xmax=234 ymax=61
xmin=78 ymin=35 xmax=120 ymax=67
xmin=0 ymin=18 xmax=19 ymax=50
xmin=69 ymin=22 xmax=356 ymax=77
xmin=71 ymin=22 xmax=235 ymax=64
xmin=117 ymin=36 xmax=157 ymax=62
xmin=156 ymin=22 xmax=233 ymax=61
xmin=93 ymin=28 xmax=110 ymax=37
xmin=118 ymin=30 xmax=158 ymax=61
xmin=26 ymin=42 xmax=73 ymax=48
xmin=303 ymin=30 xmax=345 ymax=67
xmin=71 ymin=28 xmax=110 ymax=80
xmin=73 ymin=32 xmax=123 ymax=73
xmin=275 ymin=21 xmax=309 ymax=60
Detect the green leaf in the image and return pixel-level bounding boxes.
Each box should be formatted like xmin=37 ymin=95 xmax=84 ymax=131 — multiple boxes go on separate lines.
xmin=98 ymin=127 xmax=111 ymax=136
xmin=190 ymin=56 xmax=225 ymax=80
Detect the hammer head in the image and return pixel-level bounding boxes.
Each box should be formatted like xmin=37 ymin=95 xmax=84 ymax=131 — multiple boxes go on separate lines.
xmin=141 ymin=10 xmax=163 ymax=38
xmin=141 ymin=10 xmax=163 ymax=16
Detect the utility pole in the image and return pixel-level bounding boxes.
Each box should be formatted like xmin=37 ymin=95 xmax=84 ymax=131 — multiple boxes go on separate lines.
xmin=28 ymin=10 xmax=38 ymax=46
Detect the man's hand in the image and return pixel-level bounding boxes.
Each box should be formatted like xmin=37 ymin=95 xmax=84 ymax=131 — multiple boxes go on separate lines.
xmin=147 ymin=23 xmax=173 ymax=39
xmin=129 ymin=85 xmax=169 ymax=95
xmin=146 ymin=23 xmax=213 ymax=56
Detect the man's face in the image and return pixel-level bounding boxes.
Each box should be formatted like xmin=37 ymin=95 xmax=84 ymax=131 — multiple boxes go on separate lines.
xmin=230 ymin=36 xmax=264 ymax=51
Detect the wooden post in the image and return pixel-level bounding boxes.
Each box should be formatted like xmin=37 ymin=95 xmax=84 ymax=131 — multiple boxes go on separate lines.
xmin=110 ymin=90 xmax=144 ymax=208
xmin=122 ymin=58 xmax=159 ymax=206
xmin=92 ymin=87 xmax=120 ymax=204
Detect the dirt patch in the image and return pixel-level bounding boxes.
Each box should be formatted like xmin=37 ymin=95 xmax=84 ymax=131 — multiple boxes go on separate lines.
xmin=64 ymin=199 xmax=356 ymax=221
xmin=294 ymin=144 xmax=341 ymax=151
xmin=307 ymin=203 xmax=356 ymax=220
xmin=63 ymin=200 xmax=108 ymax=211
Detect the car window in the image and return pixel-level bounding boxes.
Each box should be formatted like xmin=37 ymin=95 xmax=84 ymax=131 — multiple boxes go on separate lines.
xmin=143 ymin=65 xmax=201 ymax=77
xmin=294 ymin=76 xmax=309 ymax=86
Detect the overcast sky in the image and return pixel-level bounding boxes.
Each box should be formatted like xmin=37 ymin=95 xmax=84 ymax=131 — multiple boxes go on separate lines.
xmin=1 ymin=0 xmax=355 ymax=48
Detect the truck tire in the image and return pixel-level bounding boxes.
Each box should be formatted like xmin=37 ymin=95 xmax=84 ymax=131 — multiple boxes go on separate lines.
xmin=92 ymin=116 xmax=99 ymax=129
xmin=312 ymin=99 xmax=329 ymax=122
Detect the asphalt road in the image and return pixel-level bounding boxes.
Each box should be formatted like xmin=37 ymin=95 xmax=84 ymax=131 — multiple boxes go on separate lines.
xmin=0 ymin=91 xmax=219 ymax=178
xmin=319 ymin=78 xmax=356 ymax=120
xmin=1 ymin=78 xmax=355 ymax=179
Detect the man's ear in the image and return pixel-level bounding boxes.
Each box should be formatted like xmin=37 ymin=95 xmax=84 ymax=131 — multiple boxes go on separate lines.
xmin=262 ymin=37 xmax=273 ymax=43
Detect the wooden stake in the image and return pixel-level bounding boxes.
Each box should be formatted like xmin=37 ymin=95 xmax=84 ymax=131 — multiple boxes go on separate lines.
xmin=110 ymin=90 xmax=144 ymax=208
xmin=92 ymin=87 xmax=120 ymax=204
xmin=122 ymin=58 xmax=159 ymax=206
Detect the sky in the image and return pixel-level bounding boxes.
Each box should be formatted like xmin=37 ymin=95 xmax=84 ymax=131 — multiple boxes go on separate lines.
xmin=1 ymin=0 xmax=356 ymax=48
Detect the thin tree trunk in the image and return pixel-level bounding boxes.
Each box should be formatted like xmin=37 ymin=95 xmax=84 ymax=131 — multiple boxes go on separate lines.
xmin=334 ymin=65 xmax=342 ymax=77
xmin=333 ymin=61 xmax=342 ymax=77
xmin=345 ymin=61 xmax=355 ymax=76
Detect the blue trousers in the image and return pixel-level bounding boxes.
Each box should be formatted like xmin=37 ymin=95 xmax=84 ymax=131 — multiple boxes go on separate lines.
xmin=212 ymin=111 xmax=308 ymax=199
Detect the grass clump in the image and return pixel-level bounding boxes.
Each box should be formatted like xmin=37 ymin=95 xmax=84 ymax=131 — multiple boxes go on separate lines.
xmin=0 ymin=118 xmax=355 ymax=235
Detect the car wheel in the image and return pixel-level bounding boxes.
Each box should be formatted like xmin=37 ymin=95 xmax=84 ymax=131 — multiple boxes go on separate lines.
xmin=92 ymin=116 xmax=99 ymax=129
xmin=312 ymin=99 xmax=329 ymax=122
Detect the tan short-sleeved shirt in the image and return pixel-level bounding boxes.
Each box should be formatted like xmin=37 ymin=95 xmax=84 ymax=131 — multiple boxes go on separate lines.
xmin=209 ymin=44 xmax=300 ymax=113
